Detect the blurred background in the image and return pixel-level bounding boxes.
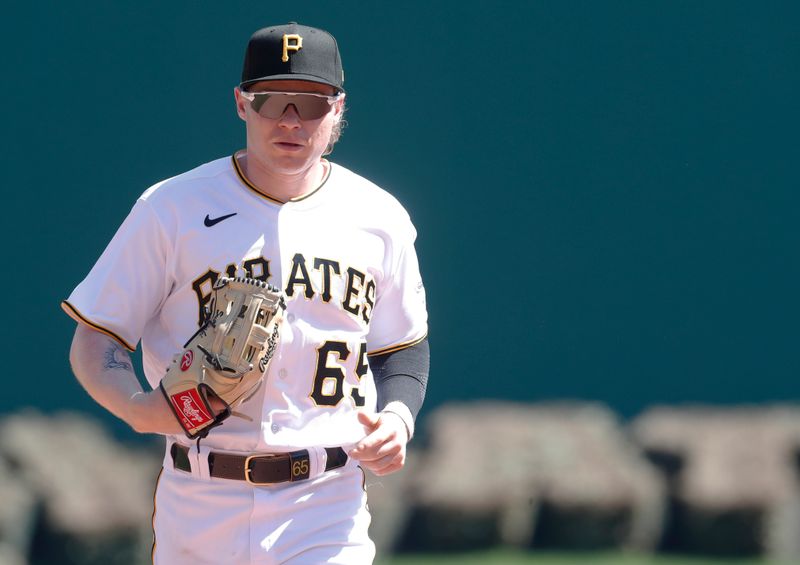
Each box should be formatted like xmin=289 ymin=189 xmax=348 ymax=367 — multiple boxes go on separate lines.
xmin=1 ymin=1 xmax=798 ymax=563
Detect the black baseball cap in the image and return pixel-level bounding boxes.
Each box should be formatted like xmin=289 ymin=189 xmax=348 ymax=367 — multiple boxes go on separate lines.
xmin=240 ymin=23 xmax=344 ymax=93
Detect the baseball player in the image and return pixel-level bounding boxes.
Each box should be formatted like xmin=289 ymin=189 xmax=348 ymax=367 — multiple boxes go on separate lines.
xmin=63 ymin=23 xmax=429 ymax=564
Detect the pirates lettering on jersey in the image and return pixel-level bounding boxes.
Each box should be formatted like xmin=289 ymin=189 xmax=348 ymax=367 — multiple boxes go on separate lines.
xmin=343 ymin=267 xmax=375 ymax=324
xmin=362 ymin=279 xmax=376 ymax=324
xmin=191 ymin=258 xmax=271 ymax=326
xmin=342 ymin=267 xmax=364 ymax=316
xmin=313 ymin=258 xmax=340 ymax=302
xmin=193 ymin=253 xmax=376 ymax=327
xmin=285 ymin=253 xmax=375 ymax=325
xmin=286 ymin=253 xmax=314 ymax=299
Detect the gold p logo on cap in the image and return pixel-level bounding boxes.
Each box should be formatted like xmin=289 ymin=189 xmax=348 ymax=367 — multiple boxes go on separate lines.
xmin=282 ymin=34 xmax=303 ymax=62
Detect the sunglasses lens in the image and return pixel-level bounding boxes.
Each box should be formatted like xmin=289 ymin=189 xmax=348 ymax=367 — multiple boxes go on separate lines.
xmin=250 ymin=93 xmax=331 ymax=120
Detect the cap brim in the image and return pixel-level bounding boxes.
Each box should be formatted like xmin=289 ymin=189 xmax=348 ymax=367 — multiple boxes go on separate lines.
xmin=240 ymin=74 xmax=344 ymax=93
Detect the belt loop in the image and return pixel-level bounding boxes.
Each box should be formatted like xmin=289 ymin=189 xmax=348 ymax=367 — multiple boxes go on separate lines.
xmin=309 ymin=446 xmax=327 ymax=478
xmin=194 ymin=442 xmax=212 ymax=480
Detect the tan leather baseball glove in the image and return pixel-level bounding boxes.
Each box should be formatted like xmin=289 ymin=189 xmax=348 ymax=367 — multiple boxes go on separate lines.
xmin=160 ymin=276 xmax=285 ymax=438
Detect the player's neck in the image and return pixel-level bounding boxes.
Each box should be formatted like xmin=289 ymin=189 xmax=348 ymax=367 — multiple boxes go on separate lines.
xmin=237 ymin=151 xmax=328 ymax=202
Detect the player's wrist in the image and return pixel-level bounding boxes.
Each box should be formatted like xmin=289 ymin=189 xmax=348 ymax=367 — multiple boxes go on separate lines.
xmin=128 ymin=390 xmax=181 ymax=435
xmin=381 ymin=401 xmax=415 ymax=440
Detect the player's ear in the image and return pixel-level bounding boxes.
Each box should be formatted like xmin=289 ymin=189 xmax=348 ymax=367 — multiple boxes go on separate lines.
xmin=333 ymin=93 xmax=346 ymax=118
xmin=234 ymin=87 xmax=248 ymax=121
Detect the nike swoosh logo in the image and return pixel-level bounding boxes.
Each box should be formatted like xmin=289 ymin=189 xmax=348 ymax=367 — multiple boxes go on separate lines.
xmin=204 ymin=213 xmax=237 ymax=227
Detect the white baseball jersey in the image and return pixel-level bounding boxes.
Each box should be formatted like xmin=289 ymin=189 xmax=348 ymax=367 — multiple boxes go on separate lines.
xmin=63 ymin=152 xmax=428 ymax=453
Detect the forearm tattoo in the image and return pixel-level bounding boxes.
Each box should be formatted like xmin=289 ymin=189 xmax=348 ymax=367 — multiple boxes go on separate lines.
xmin=103 ymin=341 xmax=133 ymax=372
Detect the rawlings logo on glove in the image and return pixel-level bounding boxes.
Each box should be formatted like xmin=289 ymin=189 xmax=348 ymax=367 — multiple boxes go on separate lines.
xmin=160 ymin=276 xmax=285 ymax=438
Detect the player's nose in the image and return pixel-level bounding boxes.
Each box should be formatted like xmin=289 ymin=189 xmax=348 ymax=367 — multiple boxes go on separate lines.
xmin=277 ymin=104 xmax=302 ymax=128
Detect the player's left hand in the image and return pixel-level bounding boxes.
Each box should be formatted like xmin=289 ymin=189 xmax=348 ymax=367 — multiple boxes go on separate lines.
xmin=348 ymin=410 xmax=409 ymax=476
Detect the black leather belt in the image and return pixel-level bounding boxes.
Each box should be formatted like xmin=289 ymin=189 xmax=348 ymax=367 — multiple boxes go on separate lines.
xmin=171 ymin=444 xmax=348 ymax=485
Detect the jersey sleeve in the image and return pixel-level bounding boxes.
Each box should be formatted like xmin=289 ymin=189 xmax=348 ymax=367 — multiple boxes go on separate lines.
xmin=61 ymin=198 xmax=172 ymax=351
xmin=366 ymin=216 xmax=428 ymax=355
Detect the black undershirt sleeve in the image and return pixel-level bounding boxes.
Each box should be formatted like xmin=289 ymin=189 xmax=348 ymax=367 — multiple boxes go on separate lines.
xmin=368 ymin=337 xmax=430 ymax=420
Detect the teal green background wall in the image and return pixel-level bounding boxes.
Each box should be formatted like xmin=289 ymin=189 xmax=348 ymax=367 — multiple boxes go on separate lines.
xmin=3 ymin=2 xmax=797 ymax=438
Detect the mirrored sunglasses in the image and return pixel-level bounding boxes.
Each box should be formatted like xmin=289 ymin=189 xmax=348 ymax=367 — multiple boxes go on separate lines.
xmin=240 ymin=90 xmax=342 ymax=120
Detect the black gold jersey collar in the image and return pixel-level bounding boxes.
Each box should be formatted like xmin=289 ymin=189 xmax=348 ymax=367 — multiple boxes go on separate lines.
xmin=231 ymin=150 xmax=331 ymax=204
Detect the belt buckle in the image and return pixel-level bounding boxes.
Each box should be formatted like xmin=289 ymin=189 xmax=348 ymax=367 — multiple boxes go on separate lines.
xmin=244 ymin=454 xmax=279 ymax=486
